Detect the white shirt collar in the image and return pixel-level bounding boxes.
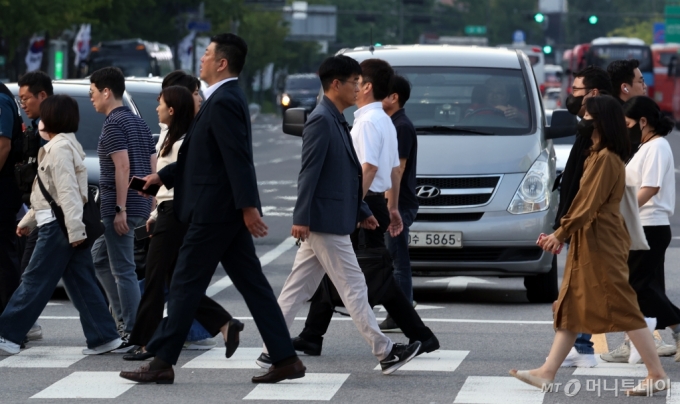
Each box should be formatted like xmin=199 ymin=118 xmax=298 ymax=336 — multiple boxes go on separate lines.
xmin=353 ymin=102 xmax=383 ymax=119
xmin=203 ymin=77 xmax=238 ymax=100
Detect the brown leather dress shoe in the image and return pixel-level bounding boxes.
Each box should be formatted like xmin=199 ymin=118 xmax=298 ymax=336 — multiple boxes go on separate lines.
xmin=119 ymin=363 xmax=174 ymax=384
xmin=251 ymin=359 xmax=306 ymax=384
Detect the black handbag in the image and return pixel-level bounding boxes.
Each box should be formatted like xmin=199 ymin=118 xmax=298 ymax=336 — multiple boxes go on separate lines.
xmin=36 ymin=173 xmax=104 ymax=249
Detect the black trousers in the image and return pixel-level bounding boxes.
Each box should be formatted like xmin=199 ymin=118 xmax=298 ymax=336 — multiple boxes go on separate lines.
xmin=145 ymin=219 xmax=296 ymax=365
xmin=628 ymin=225 xmax=680 ymax=329
xmin=300 ymin=195 xmax=434 ymax=345
xmin=0 ymin=217 xmax=20 ymax=315
xmin=128 ymin=201 xmax=232 ymax=347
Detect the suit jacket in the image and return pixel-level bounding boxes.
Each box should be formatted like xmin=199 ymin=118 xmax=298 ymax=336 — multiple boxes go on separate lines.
xmin=158 ymin=80 xmax=261 ymax=224
xmin=293 ymin=96 xmax=372 ymax=235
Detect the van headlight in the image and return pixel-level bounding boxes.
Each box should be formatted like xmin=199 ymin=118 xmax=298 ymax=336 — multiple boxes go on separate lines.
xmin=281 ymin=94 xmax=291 ymax=107
xmin=507 ymin=154 xmax=551 ymax=214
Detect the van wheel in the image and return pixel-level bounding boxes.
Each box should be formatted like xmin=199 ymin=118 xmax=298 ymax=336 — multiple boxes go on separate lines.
xmin=524 ymin=255 xmax=558 ymax=303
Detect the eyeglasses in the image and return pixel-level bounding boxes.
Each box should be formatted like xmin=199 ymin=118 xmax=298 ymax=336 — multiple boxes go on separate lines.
xmin=18 ymin=97 xmax=33 ymax=106
xmin=339 ymin=79 xmax=360 ymax=88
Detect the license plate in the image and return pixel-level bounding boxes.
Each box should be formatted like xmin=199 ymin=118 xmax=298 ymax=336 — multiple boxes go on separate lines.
xmin=408 ymin=232 xmax=462 ymax=248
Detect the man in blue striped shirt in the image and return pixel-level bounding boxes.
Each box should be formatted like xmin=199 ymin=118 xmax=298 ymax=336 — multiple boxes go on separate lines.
xmin=89 ymin=67 xmax=156 ymax=352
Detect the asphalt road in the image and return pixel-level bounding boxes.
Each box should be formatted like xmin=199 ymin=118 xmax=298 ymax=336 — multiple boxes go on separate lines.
xmin=3 ymin=114 xmax=680 ymax=404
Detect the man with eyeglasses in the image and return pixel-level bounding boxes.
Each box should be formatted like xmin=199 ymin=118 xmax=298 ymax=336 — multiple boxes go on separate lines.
xmin=607 ymin=59 xmax=648 ymax=148
xmin=553 ymin=65 xmax=612 ymax=368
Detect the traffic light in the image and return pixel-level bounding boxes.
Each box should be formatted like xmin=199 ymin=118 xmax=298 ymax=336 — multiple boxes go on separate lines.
xmin=534 ymin=13 xmax=545 ymax=23
xmin=588 ymin=15 xmax=598 ymax=25
xmin=543 ymin=45 xmax=553 ymax=54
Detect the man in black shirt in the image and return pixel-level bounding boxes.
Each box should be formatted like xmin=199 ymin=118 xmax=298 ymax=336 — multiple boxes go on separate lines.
xmin=554 ymin=66 xmax=611 ymax=367
xmin=380 ymin=75 xmax=418 ymax=331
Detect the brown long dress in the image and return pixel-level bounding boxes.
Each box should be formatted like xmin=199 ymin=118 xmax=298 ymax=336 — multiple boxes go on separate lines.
xmin=553 ymin=148 xmax=647 ymax=334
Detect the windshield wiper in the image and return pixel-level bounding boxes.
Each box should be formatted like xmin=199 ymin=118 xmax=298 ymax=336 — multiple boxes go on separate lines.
xmin=415 ymin=126 xmax=495 ymax=135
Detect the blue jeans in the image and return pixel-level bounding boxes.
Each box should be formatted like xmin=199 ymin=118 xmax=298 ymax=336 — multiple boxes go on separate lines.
xmin=574 ymin=333 xmax=594 ymax=354
xmin=92 ymin=215 xmax=145 ymax=334
xmin=0 ymin=221 xmax=119 ymax=347
xmin=137 ymin=278 xmax=212 ymax=342
xmin=386 ymin=207 xmax=418 ymax=303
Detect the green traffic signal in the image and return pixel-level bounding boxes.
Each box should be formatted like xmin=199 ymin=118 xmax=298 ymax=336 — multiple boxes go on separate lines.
xmin=534 ymin=13 xmax=545 ymax=23
xmin=543 ymin=45 xmax=553 ymax=54
xmin=588 ymin=15 xmax=598 ymax=24
xmin=374 ymin=43 xmax=382 ymax=47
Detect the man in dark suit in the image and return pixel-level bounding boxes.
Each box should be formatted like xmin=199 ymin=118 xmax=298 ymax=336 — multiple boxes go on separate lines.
xmin=256 ymin=55 xmax=421 ymax=376
xmin=120 ymin=33 xmax=304 ymax=385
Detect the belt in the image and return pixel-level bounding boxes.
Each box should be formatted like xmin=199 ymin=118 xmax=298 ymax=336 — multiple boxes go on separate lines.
xmin=366 ymin=191 xmax=385 ymax=197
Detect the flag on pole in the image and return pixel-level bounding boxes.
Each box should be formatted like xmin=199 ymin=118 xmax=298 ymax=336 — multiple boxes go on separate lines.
xmin=179 ymin=31 xmax=196 ymax=71
xmin=73 ymin=24 xmax=92 ymax=67
xmin=25 ymin=34 xmax=45 ymax=72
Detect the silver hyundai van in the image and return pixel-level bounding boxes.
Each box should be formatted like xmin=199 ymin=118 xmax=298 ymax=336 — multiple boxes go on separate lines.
xmin=283 ymin=45 xmax=576 ymax=302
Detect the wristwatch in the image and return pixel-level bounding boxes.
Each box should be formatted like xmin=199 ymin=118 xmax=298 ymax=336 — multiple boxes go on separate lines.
xmin=115 ymin=205 xmax=126 ymax=214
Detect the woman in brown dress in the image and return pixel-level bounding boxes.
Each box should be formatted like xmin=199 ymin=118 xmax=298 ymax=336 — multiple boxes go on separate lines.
xmin=509 ymin=96 xmax=669 ymax=396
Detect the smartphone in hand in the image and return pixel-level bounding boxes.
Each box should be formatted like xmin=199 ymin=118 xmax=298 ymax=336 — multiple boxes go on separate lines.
xmin=134 ymin=223 xmax=155 ymax=240
xmin=129 ymin=176 xmax=160 ymax=196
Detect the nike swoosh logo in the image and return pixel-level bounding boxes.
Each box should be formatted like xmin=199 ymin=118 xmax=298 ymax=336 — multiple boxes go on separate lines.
xmin=383 ymin=356 xmax=400 ymax=364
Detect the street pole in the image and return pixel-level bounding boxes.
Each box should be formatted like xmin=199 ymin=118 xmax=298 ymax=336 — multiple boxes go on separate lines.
xmin=399 ymin=0 xmax=404 ymax=44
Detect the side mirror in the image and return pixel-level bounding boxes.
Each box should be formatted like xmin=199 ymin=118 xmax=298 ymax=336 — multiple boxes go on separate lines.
xmin=545 ymin=109 xmax=577 ymax=140
xmin=282 ymin=108 xmax=308 ymax=137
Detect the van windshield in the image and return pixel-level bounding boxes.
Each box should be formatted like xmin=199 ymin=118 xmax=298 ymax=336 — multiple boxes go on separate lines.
xmin=343 ymin=66 xmax=533 ymax=135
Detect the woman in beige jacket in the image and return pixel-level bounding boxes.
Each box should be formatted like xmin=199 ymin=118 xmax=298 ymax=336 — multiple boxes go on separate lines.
xmin=0 ymin=95 xmax=122 ymax=356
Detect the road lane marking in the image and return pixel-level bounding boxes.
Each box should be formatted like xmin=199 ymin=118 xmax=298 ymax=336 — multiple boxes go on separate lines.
xmin=454 ymin=376 xmax=545 ymax=404
xmin=592 ymin=333 xmax=609 ymax=354
xmin=244 ymin=373 xmax=350 ymax=401
xmin=374 ymin=304 xmax=443 ymax=312
xmin=262 ymin=206 xmax=294 ymax=217
xmin=373 ymin=350 xmax=468 ymax=372
xmin=426 ymin=276 xmax=492 ymax=292
xmin=275 ymin=196 xmax=298 ymax=201
xmin=182 ymin=347 xmax=260 ymax=369
xmin=0 ymin=347 xmax=85 ymax=368
xmin=31 ymin=372 xmax=136 ymax=399
xmin=572 ymin=356 xmax=647 ymax=377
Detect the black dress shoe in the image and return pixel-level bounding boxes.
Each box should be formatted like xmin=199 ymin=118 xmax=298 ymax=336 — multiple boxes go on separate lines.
xmin=123 ymin=348 xmax=155 ymax=361
xmin=416 ymin=335 xmax=440 ymax=356
xmin=251 ymin=359 xmax=306 ymax=383
xmin=292 ymin=336 xmax=322 ymax=356
xmin=119 ymin=363 xmax=174 ymax=384
xmin=225 ymin=319 xmax=244 ymax=359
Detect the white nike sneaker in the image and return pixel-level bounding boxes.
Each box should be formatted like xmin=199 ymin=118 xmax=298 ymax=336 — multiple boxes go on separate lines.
xmin=0 ymin=336 xmax=21 ymax=355
xmin=559 ymin=347 xmax=597 ymax=368
xmin=82 ymin=338 xmax=124 ymax=355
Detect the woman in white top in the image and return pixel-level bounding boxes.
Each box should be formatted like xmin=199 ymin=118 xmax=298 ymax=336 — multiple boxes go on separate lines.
xmin=126 ymin=76 xmax=241 ymax=361
xmin=0 ymin=95 xmax=121 ymax=355
xmin=623 ymin=96 xmax=680 ymax=358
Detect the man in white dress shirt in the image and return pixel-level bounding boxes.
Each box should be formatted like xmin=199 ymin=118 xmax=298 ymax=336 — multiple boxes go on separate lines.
xmin=351 ymin=58 xmax=403 ymax=247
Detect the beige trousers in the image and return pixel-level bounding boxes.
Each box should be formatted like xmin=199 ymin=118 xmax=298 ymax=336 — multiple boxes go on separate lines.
xmin=264 ymin=232 xmax=392 ymax=360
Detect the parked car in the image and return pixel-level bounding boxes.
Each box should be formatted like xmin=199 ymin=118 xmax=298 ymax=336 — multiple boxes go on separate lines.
xmin=123 ymin=77 xmax=163 ymax=136
xmin=277 ymin=73 xmax=321 ymax=113
xmin=85 ymin=39 xmax=175 ymax=78
xmin=282 ymin=45 xmax=577 ymax=303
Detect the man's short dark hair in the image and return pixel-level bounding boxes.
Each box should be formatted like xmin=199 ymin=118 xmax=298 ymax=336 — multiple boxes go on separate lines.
xmin=89 ymin=67 xmax=125 ymax=99
xmin=573 ymin=65 xmax=612 ymax=95
xmin=607 ymin=59 xmax=640 ymax=98
xmin=210 ymin=33 xmax=248 ymax=75
xmin=18 ymin=71 xmax=53 ymax=96
xmin=389 ymin=75 xmax=411 ymax=108
xmin=162 ymin=70 xmax=201 ymax=92
xmin=318 ymin=55 xmax=362 ymax=92
xmin=40 ymin=95 xmax=79 ymax=134
xmin=360 ymin=59 xmax=393 ymax=101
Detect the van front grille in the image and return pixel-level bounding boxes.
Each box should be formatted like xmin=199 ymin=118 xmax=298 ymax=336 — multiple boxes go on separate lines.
xmin=415 ymin=176 xmax=501 ymax=207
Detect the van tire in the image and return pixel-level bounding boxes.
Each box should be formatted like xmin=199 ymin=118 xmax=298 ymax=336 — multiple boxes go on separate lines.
xmin=524 ymin=256 xmax=558 ymax=303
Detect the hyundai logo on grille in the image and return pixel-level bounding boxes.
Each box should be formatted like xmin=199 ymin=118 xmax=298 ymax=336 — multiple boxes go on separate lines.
xmin=416 ymin=185 xmax=440 ymax=198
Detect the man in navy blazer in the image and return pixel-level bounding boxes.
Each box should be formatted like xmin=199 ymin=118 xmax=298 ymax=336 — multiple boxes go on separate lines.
xmin=120 ymin=34 xmax=304 ymax=385
xmin=256 ymin=55 xmax=421 ymax=375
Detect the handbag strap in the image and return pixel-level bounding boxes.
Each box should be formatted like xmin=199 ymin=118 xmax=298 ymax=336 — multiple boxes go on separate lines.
xmin=36 ymin=172 xmax=57 ymax=207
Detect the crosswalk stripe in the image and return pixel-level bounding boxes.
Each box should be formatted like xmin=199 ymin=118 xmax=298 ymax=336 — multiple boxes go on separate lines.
xmin=30 ymin=372 xmax=136 ymax=399
xmin=182 ymin=347 xmax=260 ymax=369
xmin=572 ymin=357 xmax=647 ymax=378
xmin=243 ymin=373 xmax=350 ymax=401
xmin=0 ymin=347 xmax=84 ymax=368
xmin=454 ymin=376 xmax=546 ymax=404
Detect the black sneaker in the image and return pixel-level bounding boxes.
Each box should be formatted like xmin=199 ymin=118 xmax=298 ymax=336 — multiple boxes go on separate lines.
xmin=415 ymin=336 xmax=440 ymax=356
xmin=378 ymin=315 xmax=401 ymax=333
xmin=256 ymin=353 xmax=272 ymax=369
xmin=379 ymin=341 xmax=421 ymax=375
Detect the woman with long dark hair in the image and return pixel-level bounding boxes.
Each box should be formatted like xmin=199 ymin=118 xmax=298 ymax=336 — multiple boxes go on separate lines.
xmin=125 ymin=83 xmax=242 ymax=361
xmin=510 ymin=95 xmax=669 ymax=396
